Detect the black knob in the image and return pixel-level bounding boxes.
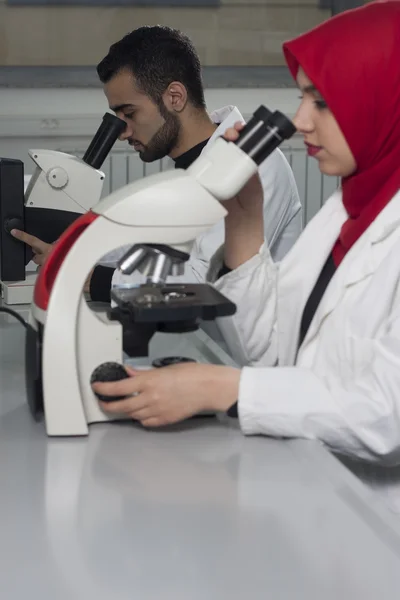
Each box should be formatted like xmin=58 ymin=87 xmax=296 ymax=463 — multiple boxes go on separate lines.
xmin=90 ymin=362 xmax=130 ymax=402
xmin=152 ymin=356 xmax=196 ymax=368
xmin=4 ymin=217 xmax=24 ymax=234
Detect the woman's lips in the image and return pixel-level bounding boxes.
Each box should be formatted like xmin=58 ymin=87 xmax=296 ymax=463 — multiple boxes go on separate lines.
xmin=305 ymin=143 xmax=323 ymax=157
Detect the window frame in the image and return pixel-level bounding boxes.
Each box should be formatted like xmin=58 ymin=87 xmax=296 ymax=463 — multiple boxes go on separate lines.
xmin=7 ymin=0 xmax=220 ymax=6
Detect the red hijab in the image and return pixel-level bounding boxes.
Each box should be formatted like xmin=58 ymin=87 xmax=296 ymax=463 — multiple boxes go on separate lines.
xmin=283 ymin=1 xmax=400 ymax=265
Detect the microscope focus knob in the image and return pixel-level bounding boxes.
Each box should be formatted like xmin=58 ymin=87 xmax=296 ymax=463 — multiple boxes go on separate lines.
xmin=90 ymin=362 xmax=130 ymax=402
xmin=46 ymin=167 xmax=69 ymax=190
xmin=4 ymin=217 xmax=24 ymax=234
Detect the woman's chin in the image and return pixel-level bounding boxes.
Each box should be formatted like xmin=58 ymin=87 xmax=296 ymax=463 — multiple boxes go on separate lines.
xmin=317 ymin=158 xmax=356 ymax=178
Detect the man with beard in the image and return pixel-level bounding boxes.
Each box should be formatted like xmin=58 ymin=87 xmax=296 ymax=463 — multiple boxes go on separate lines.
xmin=12 ymin=26 xmax=302 ymax=302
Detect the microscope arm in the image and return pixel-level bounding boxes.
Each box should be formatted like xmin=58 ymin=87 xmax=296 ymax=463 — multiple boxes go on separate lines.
xmin=31 ymin=169 xmax=226 ymax=435
xmin=24 ymin=150 xmax=105 ymax=215
xmin=14 ymin=113 xmax=126 ymax=255
xmin=24 ymin=113 xmax=127 ymax=219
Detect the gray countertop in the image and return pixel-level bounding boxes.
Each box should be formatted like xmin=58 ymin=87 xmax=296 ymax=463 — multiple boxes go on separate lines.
xmin=2 ymin=307 xmax=400 ymax=599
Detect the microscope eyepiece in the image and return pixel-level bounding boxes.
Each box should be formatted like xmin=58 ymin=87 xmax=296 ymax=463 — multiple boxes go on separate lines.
xmin=83 ymin=113 xmax=127 ymax=170
xmin=234 ymin=106 xmax=296 ymax=165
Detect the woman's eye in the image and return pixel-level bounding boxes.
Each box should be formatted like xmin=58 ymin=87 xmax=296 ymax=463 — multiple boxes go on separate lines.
xmin=124 ymin=113 xmax=135 ymax=120
xmin=314 ymin=100 xmax=328 ymax=110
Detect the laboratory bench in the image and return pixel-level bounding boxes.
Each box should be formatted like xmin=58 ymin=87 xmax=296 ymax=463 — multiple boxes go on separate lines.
xmin=2 ymin=303 xmax=400 ymax=599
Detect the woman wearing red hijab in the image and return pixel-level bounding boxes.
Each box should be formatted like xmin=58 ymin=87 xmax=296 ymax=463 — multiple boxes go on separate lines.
xmin=94 ymin=2 xmax=400 ymax=503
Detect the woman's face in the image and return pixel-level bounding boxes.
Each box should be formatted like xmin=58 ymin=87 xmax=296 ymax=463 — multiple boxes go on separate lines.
xmin=293 ymin=67 xmax=357 ymax=178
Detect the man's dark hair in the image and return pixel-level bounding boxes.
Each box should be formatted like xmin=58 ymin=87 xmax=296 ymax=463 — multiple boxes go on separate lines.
xmin=97 ymin=26 xmax=206 ymax=110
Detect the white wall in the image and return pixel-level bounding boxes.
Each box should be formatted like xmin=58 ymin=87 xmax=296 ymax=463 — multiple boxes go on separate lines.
xmin=0 ymin=86 xmax=301 ymax=155
xmin=0 ymin=87 xmax=300 ymax=120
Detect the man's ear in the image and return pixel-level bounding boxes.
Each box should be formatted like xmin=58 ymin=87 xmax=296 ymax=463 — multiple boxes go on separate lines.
xmin=162 ymin=82 xmax=188 ymax=113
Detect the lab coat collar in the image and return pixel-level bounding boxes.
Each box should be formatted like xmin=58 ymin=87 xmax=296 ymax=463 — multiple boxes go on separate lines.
xmin=368 ymin=189 xmax=400 ymax=244
xmin=345 ymin=190 xmax=400 ymax=285
xmin=279 ymin=191 xmax=347 ymax=362
xmin=300 ymin=190 xmax=400 ymax=352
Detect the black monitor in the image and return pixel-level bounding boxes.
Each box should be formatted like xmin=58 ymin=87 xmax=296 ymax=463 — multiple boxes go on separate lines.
xmin=0 ymin=113 xmax=126 ymax=284
xmin=0 ymin=158 xmax=25 ymax=282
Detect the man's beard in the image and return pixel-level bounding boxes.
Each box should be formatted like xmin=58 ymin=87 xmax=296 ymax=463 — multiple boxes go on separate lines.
xmin=137 ymin=110 xmax=181 ymax=163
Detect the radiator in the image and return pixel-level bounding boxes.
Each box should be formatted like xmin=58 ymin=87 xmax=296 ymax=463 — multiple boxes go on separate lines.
xmin=66 ymin=145 xmax=340 ymax=226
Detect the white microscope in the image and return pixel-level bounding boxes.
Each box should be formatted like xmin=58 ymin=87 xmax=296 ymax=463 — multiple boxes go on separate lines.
xmin=0 ymin=113 xmax=126 ymax=305
xmin=24 ymin=106 xmax=296 ymax=436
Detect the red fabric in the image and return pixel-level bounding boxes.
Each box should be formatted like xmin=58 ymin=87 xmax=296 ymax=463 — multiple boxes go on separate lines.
xmin=283 ymin=1 xmax=400 ymax=265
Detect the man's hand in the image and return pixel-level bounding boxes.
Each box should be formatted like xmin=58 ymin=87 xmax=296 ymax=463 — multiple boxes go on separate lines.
xmin=92 ymin=363 xmax=241 ymax=428
xmin=11 ymin=229 xmax=54 ymax=267
xmin=11 ymin=228 xmax=94 ymax=294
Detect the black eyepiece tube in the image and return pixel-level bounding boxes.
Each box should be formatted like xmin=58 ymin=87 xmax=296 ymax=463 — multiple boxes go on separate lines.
xmin=83 ymin=113 xmax=127 ymax=170
xmin=235 ymin=106 xmax=296 ymax=166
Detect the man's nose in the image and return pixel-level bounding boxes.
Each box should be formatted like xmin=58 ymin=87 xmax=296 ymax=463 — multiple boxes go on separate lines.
xmin=119 ymin=124 xmax=131 ymax=141
xmin=115 ymin=116 xmax=132 ymax=141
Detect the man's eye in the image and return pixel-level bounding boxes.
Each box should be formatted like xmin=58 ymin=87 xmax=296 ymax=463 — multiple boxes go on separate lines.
xmin=124 ymin=113 xmax=135 ymax=120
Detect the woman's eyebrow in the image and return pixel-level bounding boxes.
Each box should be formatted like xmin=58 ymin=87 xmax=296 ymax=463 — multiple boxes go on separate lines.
xmin=300 ymin=84 xmax=318 ymax=94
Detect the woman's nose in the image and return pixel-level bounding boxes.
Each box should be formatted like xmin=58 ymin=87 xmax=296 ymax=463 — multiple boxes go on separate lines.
xmin=293 ymin=104 xmax=314 ymax=134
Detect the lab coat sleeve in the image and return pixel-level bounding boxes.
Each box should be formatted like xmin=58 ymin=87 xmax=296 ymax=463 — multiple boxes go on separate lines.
xmin=184 ymin=220 xmax=226 ymax=283
xmin=209 ymin=243 xmax=279 ymax=367
xmin=270 ymin=209 xmax=303 ymax=263
xmin=257 ymin=148 xmax=302 ymax=259
xmin=238 ymin=315 xmax=400 ymax=464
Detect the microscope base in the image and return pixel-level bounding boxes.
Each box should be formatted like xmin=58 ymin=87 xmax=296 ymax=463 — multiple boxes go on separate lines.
xmin=1 ymin=271 xmax=37 ymax=305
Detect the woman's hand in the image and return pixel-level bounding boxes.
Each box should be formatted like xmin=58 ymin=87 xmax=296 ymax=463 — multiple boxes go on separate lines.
xmin=92 ymin=363 xmax=241 ymax=428
xmin=222 ymin=122 xmax=265 ymax=270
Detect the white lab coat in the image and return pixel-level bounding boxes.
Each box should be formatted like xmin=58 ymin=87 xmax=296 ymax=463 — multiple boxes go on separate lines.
xmin=109 ymin=105 xmax=302 ymax=287
xmin=210 ymin=188 xmax=400 ymax=513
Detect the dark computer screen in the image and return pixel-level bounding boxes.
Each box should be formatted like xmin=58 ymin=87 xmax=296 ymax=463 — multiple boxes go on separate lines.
xmin=0 ymin=158 xmax=81 ymax=283
xmin=0 ymin=158 xmax=25 ymax=282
